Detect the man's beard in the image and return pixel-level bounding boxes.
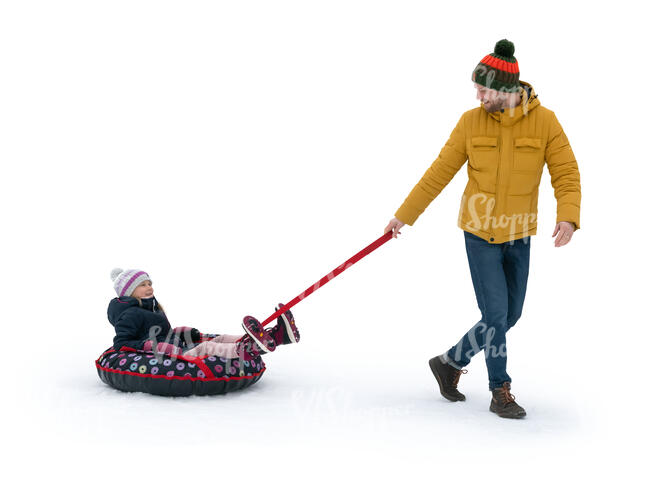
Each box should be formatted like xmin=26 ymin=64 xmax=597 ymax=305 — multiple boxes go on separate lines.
xmin=483 ymin=93 xmax=521 ymax=113
xmin=483 ymin=99 xmax=505 ymax=113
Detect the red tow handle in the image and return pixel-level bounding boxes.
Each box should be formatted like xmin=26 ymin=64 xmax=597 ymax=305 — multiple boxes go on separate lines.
xmin=260 ymin=231 xmax=394 ymax=327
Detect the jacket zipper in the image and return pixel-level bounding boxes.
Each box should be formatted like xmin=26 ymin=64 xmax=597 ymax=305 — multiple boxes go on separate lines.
xmin=493 ymin=132 xmax=502 ymax=242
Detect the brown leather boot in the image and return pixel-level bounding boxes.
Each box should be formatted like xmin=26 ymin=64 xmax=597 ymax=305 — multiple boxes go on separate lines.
xmin=490 ymin=382 xmax=526 ymax=419
xmin=429 ymin=355 xmax=468 ymax=402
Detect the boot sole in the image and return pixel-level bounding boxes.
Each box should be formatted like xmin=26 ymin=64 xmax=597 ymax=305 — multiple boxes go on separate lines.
xmin=245 ymin=331 xmax=275 ymax=353
xmin=280 ymin=312 xmax=298 ymax=344
xmin=428 ymin=357 xmax=465 ymax=402
xmin=242 ymin=318 xmax=276 ymax=353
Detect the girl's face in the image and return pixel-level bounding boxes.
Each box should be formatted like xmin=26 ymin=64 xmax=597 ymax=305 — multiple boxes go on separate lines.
xmin=131 ymin=280 xmax=154 ymax=299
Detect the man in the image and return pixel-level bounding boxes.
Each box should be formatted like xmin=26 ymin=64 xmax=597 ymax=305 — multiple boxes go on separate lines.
xmin=383 ymin=39 xmax=581 ymax=419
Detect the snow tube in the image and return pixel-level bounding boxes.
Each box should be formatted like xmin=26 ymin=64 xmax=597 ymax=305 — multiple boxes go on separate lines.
xmin=95 ymin=338 xmax=265 ymax=397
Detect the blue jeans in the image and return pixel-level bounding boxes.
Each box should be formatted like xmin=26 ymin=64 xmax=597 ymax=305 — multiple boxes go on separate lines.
xmin=445 ymin=231 xmax=531 ymax=390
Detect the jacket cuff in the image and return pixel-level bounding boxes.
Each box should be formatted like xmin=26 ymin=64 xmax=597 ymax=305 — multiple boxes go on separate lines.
xmin=394 ymin=206 xmax=418 ymax=226
xmin=557 ymin=207 xmax=580 ymax=231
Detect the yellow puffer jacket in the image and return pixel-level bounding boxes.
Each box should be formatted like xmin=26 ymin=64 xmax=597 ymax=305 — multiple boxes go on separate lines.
xmin=394 ymin=80 xmax=581 ymax=244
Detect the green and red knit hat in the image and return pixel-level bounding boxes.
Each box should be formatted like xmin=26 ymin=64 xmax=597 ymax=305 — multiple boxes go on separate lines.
xmin=471 ymin=39 xmax=520 ymax=93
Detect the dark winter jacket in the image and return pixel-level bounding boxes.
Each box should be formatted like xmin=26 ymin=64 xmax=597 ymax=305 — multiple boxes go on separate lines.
xmin=107 ymin=296 xmax=174 ymax=351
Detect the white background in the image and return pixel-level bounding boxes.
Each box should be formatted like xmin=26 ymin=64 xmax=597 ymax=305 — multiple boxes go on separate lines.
xmin=1 ymin=0 xmax=647 ymax=482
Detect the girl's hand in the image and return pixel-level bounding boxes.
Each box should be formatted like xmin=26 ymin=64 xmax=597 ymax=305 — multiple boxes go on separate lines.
xmin=173 ymin=327 xmax=201 ymax=344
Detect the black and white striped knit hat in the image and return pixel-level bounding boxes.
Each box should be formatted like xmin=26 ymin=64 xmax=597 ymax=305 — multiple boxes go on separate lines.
xmin=111 ymin=268 xmax=151 ymax=297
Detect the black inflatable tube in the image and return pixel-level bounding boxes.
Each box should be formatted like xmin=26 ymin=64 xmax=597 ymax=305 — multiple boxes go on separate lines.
xmin=95 ymin=346 xmax=265 ymax=397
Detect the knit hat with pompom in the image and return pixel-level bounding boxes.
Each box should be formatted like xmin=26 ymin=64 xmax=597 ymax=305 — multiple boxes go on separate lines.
xmin=471 ymin=39 xmax=520 ymax=93
xmin=111 ymin=268 xmax=151 ymax=297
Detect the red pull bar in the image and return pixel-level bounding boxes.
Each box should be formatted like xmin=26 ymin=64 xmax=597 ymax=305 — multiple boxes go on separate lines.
xmin=260 ymin=231 xmax=394 ymax=327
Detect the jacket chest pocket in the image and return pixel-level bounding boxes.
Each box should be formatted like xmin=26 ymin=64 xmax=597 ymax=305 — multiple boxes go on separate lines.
xmin=469 ymin=136 xmax=498 ymax=171
xmin=513 ymin=137 xmax=543 ymax=172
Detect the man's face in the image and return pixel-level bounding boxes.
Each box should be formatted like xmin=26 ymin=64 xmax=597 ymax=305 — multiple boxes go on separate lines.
xmin=474 ymin=83 xmax=511 ymax=113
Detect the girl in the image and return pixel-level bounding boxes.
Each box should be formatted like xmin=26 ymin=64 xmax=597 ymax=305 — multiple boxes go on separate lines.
xmin=107 ymin=268 xmax=300 ymax=360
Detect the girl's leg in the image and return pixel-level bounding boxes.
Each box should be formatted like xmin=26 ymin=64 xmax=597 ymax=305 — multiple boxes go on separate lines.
xmin=183 ymin=340 xmax=239 ymax=359
xmin=210 ymin=334 xmax=243 ymax=344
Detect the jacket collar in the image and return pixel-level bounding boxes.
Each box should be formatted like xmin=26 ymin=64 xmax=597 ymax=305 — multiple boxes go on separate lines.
xmin=483 ymin=80 xmax=540 ymax=126
xmin=139 ymin=296 xmax=159 ymax=312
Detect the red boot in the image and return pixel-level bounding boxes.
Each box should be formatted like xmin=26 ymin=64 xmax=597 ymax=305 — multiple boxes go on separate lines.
xmin=269 ymin=303 xmax=300 ymax=346
xmin=242 ymin=315 xmax=276 ymax=353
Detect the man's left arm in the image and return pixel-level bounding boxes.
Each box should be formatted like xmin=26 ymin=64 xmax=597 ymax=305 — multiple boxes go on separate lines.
xmin=545 ymin=111 xmax=581 ymax=233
